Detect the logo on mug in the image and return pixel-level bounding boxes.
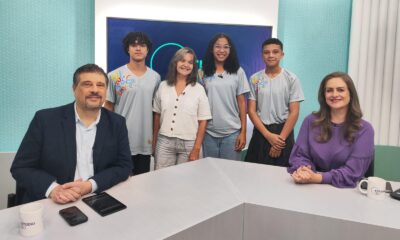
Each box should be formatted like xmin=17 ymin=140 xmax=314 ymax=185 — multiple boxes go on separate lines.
xmin=21 ymin=222 xmax=36 ymax=229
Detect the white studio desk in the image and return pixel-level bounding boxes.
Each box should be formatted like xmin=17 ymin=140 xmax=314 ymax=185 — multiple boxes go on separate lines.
xmin=1 ymin=158 xmax=399 ymax=240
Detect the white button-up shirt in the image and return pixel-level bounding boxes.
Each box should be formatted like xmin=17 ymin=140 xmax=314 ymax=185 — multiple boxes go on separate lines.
xmin=153 ymin=81 xmax=211 ymax=140
xmin=74 ymin=105 xmax=100 ymax=189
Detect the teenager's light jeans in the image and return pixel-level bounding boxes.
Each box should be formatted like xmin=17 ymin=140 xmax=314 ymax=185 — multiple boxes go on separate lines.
xmin=202 ymin=131 xmax=241 ymax=160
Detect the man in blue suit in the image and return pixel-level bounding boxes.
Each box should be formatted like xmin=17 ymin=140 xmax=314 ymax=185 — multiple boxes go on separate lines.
xmin=11 ymin=64 xmax=132 ymax=204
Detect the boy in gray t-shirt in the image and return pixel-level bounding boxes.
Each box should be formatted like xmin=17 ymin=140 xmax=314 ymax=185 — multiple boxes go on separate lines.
xmin=105 ymin=32 xmax=160 ymax=175
xmin=245 ymin=38 xmax=304 ymax=167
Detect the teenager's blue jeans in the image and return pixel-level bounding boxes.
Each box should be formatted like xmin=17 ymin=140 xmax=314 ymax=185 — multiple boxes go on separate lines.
xmin=202 ymin=131 xmax=241 ymax=160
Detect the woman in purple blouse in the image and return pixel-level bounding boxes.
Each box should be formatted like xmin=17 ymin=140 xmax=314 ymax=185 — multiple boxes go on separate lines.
xmin=287 ymin=72 xmax=374 ymax=188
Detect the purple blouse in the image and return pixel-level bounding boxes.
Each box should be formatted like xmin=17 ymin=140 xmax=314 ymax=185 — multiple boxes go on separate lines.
xmin=288 ymin=114 xmax=374 ymax=188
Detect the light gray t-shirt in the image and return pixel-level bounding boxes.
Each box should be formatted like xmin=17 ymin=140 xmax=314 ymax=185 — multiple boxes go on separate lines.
xmin=248 ymin=68 xmax=304 ymax=125
xmin=107 ymin=65 xmax=161 ymax=155
xmin=201 ymin=67 xmax=250 ymax=137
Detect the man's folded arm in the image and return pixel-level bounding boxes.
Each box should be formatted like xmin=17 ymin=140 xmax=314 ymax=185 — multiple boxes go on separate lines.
xmin=11 ymin=112 xmax=58 ymax=200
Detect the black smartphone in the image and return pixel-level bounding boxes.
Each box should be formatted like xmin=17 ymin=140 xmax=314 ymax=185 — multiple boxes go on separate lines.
xmin=59 ymin=206 xmax=88 ymax=226
xmin=390 ymin=188 xmax=400 ymax=201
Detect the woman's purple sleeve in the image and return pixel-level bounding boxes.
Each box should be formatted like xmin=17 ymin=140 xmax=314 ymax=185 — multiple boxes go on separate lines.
xmin=287 ymin=116 xmax=316 ymax=173
xmin=321 ymin=122 xmax=374 ymax=188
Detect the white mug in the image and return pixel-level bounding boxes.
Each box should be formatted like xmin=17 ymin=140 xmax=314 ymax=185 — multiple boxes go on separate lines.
xmin=358 ymin=177 xmax=386 ymax=200
xmin=19 ymin=202 xmax=44 ymax=237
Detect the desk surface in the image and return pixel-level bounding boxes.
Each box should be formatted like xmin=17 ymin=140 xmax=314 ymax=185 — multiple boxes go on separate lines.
xmin=1 ymin=158 xmax=399 ymax=240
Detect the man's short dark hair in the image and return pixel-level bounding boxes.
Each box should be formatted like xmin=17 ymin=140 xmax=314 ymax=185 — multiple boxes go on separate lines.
xmin=262 ymin=38 xmax=283 ymax=50
xmin=122 ymin=32 xmax=152 ymax=55
xmin=73 ymin=64 xmax=108 ymax=87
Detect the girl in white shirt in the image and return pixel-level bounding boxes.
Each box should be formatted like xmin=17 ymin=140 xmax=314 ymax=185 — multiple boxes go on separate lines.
xmin=153 ymin=47 xmax=212 ymax=169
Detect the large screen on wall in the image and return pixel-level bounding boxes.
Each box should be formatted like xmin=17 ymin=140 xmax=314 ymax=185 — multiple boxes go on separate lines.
xmin=107 ymin=18 xmax=272 ymax=79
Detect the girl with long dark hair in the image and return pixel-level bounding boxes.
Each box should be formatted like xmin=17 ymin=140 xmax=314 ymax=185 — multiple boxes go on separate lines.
xmin=200 ymin=33 xmax=250 ymax=160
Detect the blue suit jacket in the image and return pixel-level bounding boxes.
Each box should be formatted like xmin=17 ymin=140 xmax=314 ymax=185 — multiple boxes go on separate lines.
xmin=11 ymin=103 xmax=132 ymax=204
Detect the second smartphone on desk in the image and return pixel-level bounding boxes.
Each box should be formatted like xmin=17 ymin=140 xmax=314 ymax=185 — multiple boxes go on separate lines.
xmin=59 ymin=206 xmax=88 ymax=226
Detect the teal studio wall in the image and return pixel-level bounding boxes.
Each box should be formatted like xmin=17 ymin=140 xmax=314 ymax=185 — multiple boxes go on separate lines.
xmin=278 ymin=0 xmax=352 ymax=135
xmin=0 ymin=0 xmax=351 ymax=151
xmin=0 ymin=0 xmax=94 ymax=151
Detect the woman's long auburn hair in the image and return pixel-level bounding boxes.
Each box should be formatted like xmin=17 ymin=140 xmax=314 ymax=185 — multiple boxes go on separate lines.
xmin=312 ymin=72 xmax=363 ymax=143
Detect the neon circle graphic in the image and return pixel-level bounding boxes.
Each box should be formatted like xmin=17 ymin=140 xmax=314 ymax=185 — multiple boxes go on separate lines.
xmin=150 ymin=42 xmax=184 ymax=69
